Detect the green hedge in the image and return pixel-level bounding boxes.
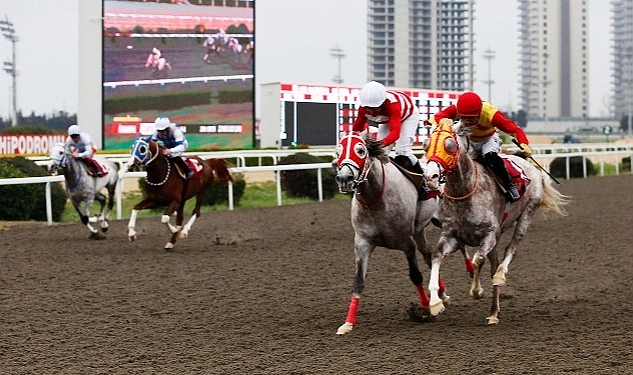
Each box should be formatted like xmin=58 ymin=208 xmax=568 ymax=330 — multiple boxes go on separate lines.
xmin=278 ymin=153 xmax=337 ymax=200
xmin=0 ymin=157 xmax=67 ymax=221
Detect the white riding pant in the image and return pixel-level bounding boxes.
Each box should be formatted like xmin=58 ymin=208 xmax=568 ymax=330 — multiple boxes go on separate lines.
xmin=470 ymin=132 xmax=502 ymax=157
xmin=377 ymin=110 xmax=420 ymax=165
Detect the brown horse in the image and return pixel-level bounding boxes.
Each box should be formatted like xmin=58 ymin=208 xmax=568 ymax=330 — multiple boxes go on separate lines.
xmin=126 ymin=138 xmax=233 ymax=250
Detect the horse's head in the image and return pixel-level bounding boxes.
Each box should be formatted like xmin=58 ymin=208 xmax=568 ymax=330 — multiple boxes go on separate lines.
xmin=334 ymin=130 xmax=385 ymax=193
xmin=127 ymin=138 xmax=155 ymax=172
xmin=423 ymin=119 xmax=462 ymax=190
xmin=48 ymin=142 xmax=67 ymax=174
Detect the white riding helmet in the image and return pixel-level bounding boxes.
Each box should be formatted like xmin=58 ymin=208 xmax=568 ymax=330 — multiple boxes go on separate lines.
xmin=68 ymin=124 xmax=81 ymax=136
xmin=359 ymin=81 xmax=387 ymax=108
xmin=154 ymin=116 xmax=171 ymax=131
xmin=152 ymin=47 xmax=161 ymax=56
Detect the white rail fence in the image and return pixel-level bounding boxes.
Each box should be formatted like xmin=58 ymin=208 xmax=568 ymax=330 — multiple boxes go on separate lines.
xmin=1 ymin=146 xmax=632 ymax=226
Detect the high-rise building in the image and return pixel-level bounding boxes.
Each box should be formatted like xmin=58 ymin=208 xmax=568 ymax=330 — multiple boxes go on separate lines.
xmin=367 ymin=0 xmax=475 ymax=91
xmin=517 ymin=0 xmax=589 ymax=120
xmin=612 ymin=0 xmax=633 ymax=124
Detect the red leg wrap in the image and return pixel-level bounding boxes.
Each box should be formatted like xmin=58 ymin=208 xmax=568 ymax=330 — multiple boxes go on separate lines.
xmin=464 ymin=258 xmax=475 ymax=275
xmin=438 ymin=277 xmax=446 ymax=295
xmin=344 ymin=297 xmax=360 ymax=325
xmin=416 ymin=284 xmax=430 ymax=307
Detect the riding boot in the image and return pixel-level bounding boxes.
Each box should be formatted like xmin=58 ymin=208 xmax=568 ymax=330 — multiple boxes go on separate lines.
xmin=484 ymin=152 xmax=520 ymax=202
xmin=393 ymin=155 xmax=413 ymax=170
xmin=173 ymin=157 xmax=193 ymax=179
xmin=411 ymin=160 xmax=424 ymax=175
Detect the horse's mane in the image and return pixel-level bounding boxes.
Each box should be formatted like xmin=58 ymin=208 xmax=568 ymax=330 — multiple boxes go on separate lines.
xmin=364 ymin=134 xmax=389 ymax=163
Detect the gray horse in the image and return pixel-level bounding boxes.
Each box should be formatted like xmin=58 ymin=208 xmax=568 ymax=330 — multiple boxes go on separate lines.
xmin=423 ymin=119 xmax=569 ymax=324
xmin=48 ymin=142 xmax=119 ymax=238
xmin=333 ymin=130 xmax=451 ymax=335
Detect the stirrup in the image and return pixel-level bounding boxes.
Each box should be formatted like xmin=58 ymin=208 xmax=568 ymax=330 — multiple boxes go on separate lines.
xmin=505 ymin=185 xmax=520 ymax=202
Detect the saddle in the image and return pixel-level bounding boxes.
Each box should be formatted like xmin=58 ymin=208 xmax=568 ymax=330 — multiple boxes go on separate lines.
xmin=478 ymin=156 xmax=531 ymax=198
xmin=173 ymin=157 xmax=204 ymax=179
xmin=82 ymin=158 xmax=108 ymax=177
xmin=389 ymin=158 xmax=441 ymax=201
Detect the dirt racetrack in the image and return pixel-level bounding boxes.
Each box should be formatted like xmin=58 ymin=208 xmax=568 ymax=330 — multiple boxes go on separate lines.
xmin=2 ymin=175 xmax=633 ymax=374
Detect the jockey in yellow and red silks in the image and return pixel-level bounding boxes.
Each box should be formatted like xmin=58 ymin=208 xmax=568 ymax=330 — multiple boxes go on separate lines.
xmin=430 ymin=92 xmax=532 ymax=203
xmin=352 ymin=81 xmax=423 ymax=174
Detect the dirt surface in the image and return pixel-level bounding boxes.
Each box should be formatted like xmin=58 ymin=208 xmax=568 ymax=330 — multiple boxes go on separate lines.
xmin=2 ymin=175 xmax=633 ymax=374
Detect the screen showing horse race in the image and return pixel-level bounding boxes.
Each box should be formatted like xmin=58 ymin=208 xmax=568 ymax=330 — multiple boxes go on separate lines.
xmin=102 ymin=0 xmax=254 ymax=151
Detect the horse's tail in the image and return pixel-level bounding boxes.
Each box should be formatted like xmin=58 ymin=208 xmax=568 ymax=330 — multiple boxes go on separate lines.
xmin=205 ymin=158 xmax=234 ymax=185
xmin=539 ymin=171 xmax=570 ymax=217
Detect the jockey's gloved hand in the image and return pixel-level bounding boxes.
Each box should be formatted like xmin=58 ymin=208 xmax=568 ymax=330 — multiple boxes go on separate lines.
xmin=519 ymin=143 xmax=533 ymax=158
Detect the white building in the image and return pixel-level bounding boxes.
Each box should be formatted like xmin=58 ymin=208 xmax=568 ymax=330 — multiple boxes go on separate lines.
xmin=518 ymin=0 xmax=590 ymax=119
xmin=367 ymin=0 xmax=475 ymax=91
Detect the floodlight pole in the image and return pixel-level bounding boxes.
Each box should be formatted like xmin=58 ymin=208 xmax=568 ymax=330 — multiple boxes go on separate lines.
xmin=482 ymin=48 xmax=495 ymax=102
xmin=0 ymin=15 xmax=18 ymax=126
xmin=330 ymin=46 xmax=345 ymax=84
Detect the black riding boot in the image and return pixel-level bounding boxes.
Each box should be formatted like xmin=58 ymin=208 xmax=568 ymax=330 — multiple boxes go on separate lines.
xmin=484 ymin=152 xmax=519 ymax=202
xmin=394 ymin=155 xmax=423 ymax=174
xmin=173 ymin=157 xmax=193 ymax=179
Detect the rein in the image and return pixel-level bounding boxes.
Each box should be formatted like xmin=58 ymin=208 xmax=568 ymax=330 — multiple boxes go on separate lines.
xmin=355 ymin=159 xmax=386 ymax=207
xmin=442 ymin=160 xmax=479 ymax=201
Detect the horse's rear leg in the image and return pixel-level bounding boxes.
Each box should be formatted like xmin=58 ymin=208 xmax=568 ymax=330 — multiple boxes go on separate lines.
xmin=337 ymin=239 xmax=373 ymax=335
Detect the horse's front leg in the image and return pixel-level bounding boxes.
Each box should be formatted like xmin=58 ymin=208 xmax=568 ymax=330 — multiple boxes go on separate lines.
xmin=337 ymin=237 xmax=374 ymax=335
xmin=74 ymin=198 xmax=99 ymax=235
xmin=162 ymin=200 xmax=183 ymax=235
xmin=428 ymin=236 xmax=459 ymax=316
xmin=413 ymin=229 xmax=449 ymax=305
xmin=128 ymin=199 xmax=157 ymax=241
xmin=163 ymin=200 xmax=183 ymax=251
xmin=93 ymin=191 xmax=109 ymax=233
xmin=470 ymin=234 xmax=499 ymax=300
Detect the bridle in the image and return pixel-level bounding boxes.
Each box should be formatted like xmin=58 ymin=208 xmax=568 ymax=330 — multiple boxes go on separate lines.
xmin=335 ymin=132 xmax=386 ymax=206
xmin=130 ymin=139 xmax=171 ymax=186
xmin=426 ymin=122 xmax=478 ymax=200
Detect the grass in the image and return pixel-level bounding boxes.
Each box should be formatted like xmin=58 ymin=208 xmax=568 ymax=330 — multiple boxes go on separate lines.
xmin=60 ymin=180 xmax=350 ymax=223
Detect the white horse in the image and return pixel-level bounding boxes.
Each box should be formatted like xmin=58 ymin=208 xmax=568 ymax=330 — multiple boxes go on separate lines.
xmin=423 ymin=119 xmax=570 ymax=324
xmin=48 ymin=143 xmax=119 ymax=239
xmin=333 ymin=130 xmax=451 ymax=335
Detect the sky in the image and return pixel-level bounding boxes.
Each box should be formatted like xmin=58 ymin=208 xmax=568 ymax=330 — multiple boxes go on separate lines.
xmin=0 ymin=0 xmax=612 ymax=120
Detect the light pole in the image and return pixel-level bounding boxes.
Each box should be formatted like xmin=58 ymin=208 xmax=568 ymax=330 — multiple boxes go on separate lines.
xmin=0 ymin=15 xmax=18 ymax=126
xmin=482 ymin=48 xmax=495 ymax=101
xmin=330 ymin=46 xmax=345 ymax=84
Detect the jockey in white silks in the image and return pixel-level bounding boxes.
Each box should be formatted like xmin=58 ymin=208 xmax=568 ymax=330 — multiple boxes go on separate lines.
xmin=64 ymin=124 xmax=105 ymax=177
xmin=145 ymin=116 xmax=192 ymax=179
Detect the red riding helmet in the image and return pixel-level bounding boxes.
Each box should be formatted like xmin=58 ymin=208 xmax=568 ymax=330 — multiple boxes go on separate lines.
xmin=456 ymin=92 xmax=483 ymax=117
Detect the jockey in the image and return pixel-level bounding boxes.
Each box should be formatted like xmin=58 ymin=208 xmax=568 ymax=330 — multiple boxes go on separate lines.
xmin=146 ymin=116 xmax=192 ymax=179
xmin=352 ymin=81 xmax=423 ymax=174
xmin=146 ymin=47 xmax=161 ymax=69
xmin=65 ymin=124 xmax=104 ymax=177
xmin=430 ymin=91 xmax=533 ymax=202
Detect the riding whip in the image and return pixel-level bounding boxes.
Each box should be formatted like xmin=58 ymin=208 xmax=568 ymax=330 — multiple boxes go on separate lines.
xmin=512 ymin=139 xmax=561 ymax=184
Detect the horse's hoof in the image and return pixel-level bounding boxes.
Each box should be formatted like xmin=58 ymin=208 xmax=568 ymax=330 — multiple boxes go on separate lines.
xmin=429 ymin=302 xmax=445 ymax=316
xmin=89 ymin=232 xmax=105 ymax=240
xmin=440 ymin=293 xmax=451 ymax=305
xmin=179 ymin=231 xmax=189 ymax=239
xmin=165 ymin=242 xmax=174 ymax=251
xmin=407 ymin=303 xmax=435 ymax=322
xmin=492 ymin=273 xmax=506 ymax=286
xmin=486 ymin=316 xmax=500 ymax=325
xmin=470 ymin=288 xmax=485 ymax=300
xmin=336 ymin=322 xmax=354 ymax=335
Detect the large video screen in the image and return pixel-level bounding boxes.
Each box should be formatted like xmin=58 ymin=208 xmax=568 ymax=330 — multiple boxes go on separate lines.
xmin=102 ymin=0 xmax=254 ymax=151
